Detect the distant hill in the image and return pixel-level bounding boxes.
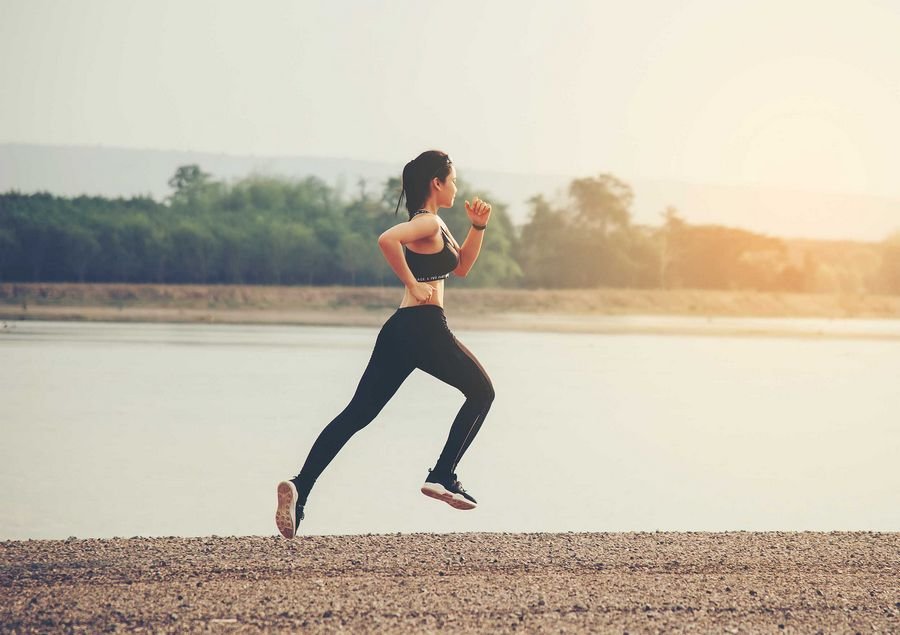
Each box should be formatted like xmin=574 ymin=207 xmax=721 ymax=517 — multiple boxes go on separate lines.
xmin=2 ymin=143 xmax=897 ymax=242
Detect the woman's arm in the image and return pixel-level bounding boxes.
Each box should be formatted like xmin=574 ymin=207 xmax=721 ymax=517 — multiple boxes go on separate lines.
xmin=378 ymin=239 xmax=418 ymax=287
xmin=454 ymin=197 xmax=492 ymax=277
xmin=378 ymin=215 xmax=441 ymax=287
xmin=453 ymin=226 xmax=485 ymax=277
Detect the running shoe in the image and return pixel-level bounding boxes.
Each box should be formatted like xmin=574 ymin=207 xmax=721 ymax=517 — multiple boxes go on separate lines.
xmin=275 ymin=480 xmax=305 ymax=539
xmin=420 ymin=468 xmax=478 ymax=510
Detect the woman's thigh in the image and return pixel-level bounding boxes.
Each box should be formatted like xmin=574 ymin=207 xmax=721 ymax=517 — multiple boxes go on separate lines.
xmin=345 ymin=317 xmax=415 ymax=415
xmin=414 ymin=330 xmax=494 ymax=400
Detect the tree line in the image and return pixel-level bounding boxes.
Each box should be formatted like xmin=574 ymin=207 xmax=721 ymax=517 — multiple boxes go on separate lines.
xmin=1 ymin=165 xmax=898 ymax=294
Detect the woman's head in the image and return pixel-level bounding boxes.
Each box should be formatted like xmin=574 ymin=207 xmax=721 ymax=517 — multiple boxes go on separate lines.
xmin=395 ymin=150 xmax=457 ymax=217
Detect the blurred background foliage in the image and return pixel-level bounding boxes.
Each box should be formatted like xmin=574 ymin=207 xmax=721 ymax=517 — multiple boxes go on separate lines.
xmin=1 ymin=165 xmax=897 ymax=294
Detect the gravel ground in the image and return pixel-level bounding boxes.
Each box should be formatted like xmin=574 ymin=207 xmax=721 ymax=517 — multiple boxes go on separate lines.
xmin=2 ymin=532 xmax=897 ymax=633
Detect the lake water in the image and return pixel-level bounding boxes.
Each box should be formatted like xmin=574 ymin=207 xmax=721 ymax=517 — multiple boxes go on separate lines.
xmin=2 ymin=318 xmax=898 ymax=539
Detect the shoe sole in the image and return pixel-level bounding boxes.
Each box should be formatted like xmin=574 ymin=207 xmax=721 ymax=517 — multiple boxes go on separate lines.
xmin=275 ymin=481 xmax=298 ymax=539
xmin=420 ymin=482 xmax=477 ymax=510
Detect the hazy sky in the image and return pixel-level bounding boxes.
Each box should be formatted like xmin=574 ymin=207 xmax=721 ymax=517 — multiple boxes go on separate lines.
xmin=2 ymin=0 xmax=899 ymax=199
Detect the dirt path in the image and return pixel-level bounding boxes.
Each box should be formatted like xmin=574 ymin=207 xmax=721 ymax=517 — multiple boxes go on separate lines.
xmin=4 ymin=282 xmax=900 ymax=320
xmin=2 ymin=532 xmax=897 ymax=633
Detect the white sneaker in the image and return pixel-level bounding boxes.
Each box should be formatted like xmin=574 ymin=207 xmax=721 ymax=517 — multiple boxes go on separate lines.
xmin=420 ymin=468 xmax=478 ymax=510
xmin=275 ymin=480 xmax=305 ymax=538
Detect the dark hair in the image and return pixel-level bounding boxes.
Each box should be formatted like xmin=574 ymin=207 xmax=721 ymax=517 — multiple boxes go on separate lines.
xmin=394 ymin=150 xmax=453 ymax=217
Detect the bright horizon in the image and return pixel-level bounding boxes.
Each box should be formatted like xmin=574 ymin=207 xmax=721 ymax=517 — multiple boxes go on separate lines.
xmin=2 ymin=1 xmax=899 ymax=220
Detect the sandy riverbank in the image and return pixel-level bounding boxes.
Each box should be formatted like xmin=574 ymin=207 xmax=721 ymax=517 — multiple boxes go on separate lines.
xmin=2 ymin=532 xmax=896 ymax=633
xmin=3 ymin=283 xmax=900 ymax=339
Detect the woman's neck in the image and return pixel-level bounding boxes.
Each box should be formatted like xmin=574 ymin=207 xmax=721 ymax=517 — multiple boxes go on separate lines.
xmin=418 ymin=200 xmax=439 ymax=214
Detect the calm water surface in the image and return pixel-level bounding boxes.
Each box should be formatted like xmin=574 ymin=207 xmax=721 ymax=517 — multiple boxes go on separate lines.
xmin=2 ymin=318 xmax=898 ymax=539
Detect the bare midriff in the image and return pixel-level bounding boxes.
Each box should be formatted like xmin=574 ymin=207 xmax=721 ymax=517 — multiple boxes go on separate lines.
xmin=398 ymin=278 xmax=446 ymax=309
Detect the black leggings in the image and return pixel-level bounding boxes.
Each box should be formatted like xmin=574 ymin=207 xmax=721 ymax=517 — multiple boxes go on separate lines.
xmin=291 ymin=304 xmax=495 ymax=504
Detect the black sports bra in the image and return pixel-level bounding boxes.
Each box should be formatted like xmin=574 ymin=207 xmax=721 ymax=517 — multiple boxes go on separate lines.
xmin=404 ymin=210 xmax=460 ymax=282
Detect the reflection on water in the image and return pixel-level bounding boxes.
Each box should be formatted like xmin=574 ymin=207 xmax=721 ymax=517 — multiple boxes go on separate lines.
xmin=2 ymin=319 xmax=898 ymax=539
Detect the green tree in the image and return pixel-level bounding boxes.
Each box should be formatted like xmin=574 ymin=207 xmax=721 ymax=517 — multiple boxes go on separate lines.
xmin=517 ymin=176 xmax=650 ymax=289
xmin=167 ymin=164 xmax=222 ymax=214
xmin=0 ymin=226 xmax=18 ymax=281
xmin=568 ymin=173 xmax=633 ymax=235
xmin=517 ymin=194 xmax=568 ymax=289
xmin=62 ymin=224 xmax=100 ymax=282
xmin=169 ymin=221 xmax=215 ymax=283
xmin=336 ymin=233 xmax=371 ymax=286
xmin=168 ymin=165 xmax=211 ymax=193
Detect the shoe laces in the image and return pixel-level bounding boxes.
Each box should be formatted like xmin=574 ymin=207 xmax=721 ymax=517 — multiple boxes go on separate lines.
xmin=449 ymin=472 xmax=466 ymax=492
xmin=428 ymin=468 xmax=466 ymax=492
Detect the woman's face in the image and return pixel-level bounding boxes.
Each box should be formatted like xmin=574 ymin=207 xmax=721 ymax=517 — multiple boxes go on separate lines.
xmin=435 ymin=165 xmax=457 ymax=209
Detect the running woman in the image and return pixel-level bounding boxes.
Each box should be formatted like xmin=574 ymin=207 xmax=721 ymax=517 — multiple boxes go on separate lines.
xmin=275 ymin=150 xmax=495 ymax=539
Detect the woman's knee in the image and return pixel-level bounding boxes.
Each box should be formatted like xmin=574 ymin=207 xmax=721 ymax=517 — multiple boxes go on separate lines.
xmin=484 ymin=381 xmax=495 ymax=403
xmin=334 ymin=398 xmax=382 ymax=433
xmin=466 ymin=379 xmax=495 ymax=405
